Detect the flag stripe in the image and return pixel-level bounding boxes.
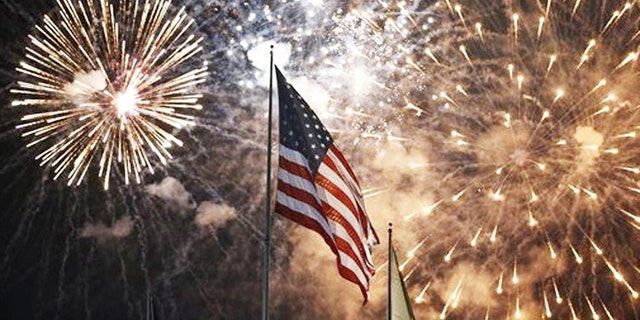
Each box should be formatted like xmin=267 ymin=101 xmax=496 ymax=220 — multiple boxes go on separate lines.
xmin=336 ymin=256 xmax=370 ymax=300
xmin=316 ymin=171 xmax=362 ymax=238
xmin=274 ymin=201 xmax=338 ymax=256
xmin=316 ymin=171 xmax=371 ymax=269
xmin=277 ymin=148 xmax=335 ymax=234
xmin=316 ymin=159 xmax=375 ymax=290
xmin=317 ymin=156 xmax=361 ymax=225
xmin=333 ymin=223 xmax=373 ymax=279
xmin=278 ymin=162 xmax=317 ymax=197
xmin=279 ymin=146 xmax=314 ymax=178
xmin=275 ymin=189 xmax=330 ymax=239
xmin=335 ymin=245 xmax=368 ymax=288
xmin=325 ymin=146 xmax=373 ymax=238
xmin=317 ymin=158 xmax=374 ymax=266
xmin=328 ymin=148 xmax=380 ymax=261
xmin=329 ymin=144 xmax=362 ymax=188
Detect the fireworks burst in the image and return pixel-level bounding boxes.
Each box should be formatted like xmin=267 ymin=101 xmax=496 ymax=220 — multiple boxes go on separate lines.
xmin=11 ymin=0 xmax=208 ymax=190
xmin=346 ymin=0 xmax=640 ymax=318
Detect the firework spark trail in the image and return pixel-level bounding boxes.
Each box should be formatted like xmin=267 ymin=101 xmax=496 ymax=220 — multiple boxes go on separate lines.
xmin=11 ymin=0 xmax=207 ymax=190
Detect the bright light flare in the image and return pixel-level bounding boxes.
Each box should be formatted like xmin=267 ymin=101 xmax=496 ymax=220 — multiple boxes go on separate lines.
xmin=114 ymin=88 xmax=139 ymax=119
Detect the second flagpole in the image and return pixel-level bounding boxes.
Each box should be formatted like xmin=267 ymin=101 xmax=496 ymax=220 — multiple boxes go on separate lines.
xmin=387 ymin=222 xmax=392 ymax=320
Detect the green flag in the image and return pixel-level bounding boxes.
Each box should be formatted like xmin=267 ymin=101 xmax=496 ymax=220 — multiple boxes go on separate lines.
xmin=389 ymin=246 xmax=416 ymax=320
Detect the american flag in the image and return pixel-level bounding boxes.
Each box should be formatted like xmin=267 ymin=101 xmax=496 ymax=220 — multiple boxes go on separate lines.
xmin=274 ymin=67 xmax=379 ymax=300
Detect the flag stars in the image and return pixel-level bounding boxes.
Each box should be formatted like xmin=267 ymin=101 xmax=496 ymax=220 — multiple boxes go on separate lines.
xmin=277 ymin=72 xmax=333 ymax=175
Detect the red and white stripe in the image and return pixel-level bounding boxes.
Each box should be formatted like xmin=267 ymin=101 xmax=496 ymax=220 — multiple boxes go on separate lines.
xmin=276 ymin=144 xmax=378 ymax=300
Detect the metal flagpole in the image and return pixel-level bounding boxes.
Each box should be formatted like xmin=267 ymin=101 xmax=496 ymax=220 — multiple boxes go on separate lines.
xmin=261 ymin=45 xmax=275 ymax=320
xmin=146 ymin=293 xmax=154 ymax=320
xmin=387 ymin=222 xmax=392 ymax=320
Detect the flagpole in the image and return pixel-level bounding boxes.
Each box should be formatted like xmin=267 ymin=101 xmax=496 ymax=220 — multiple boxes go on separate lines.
xmin=387 ymin=222 xmax=392 ymax=320
xmin=146 ymin=294 xmax=152 ymax=320
xmin=261 ymin=45 xmax=274 ymax=320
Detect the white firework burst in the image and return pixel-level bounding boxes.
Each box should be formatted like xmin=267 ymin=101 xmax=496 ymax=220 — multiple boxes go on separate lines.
xmin=11 ymin=0 xmax=208 ymax=190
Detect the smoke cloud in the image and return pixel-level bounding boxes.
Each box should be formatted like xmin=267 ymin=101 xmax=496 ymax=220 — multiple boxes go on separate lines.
xmin=194 ymin=201 xmax=237 ymax=228
xmin=78 ymin=216 xmax=134 ymax=242
xmin=144 ymin=177 xmax=195 ymax=209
